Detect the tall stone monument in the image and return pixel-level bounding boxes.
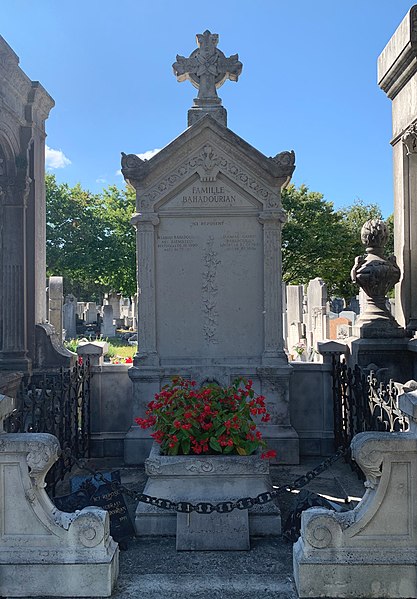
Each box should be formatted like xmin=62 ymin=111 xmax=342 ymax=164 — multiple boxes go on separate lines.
xmin=0 ymin=36 xmax=54 ymax=389
xmin=123 ymin=31 xmax=299 ymax=464
xmin=378 ymin=6 xmax=417 ymax=333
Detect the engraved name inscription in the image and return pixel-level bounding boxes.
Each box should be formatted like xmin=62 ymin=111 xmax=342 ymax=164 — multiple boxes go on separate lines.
xmin=183 ymin=185 xmax=236 ymax=205
xmin=157 ymin=234 xmax=198 ymax=251
xmin=221 ymin=233 xmax=259 ymax=251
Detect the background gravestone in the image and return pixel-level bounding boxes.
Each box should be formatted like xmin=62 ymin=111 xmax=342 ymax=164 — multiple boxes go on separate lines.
xmin=123 ymin=30 xmax=299 ymax=465
xmin=63 ymin=293 xmax=77 ymax=340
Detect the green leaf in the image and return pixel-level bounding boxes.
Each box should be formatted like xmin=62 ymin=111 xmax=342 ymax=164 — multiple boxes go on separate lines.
xmin=236 ymin=446 xmax=247 ymax=456
xmin=181 ymin=438 xmax=191 ymax=455
xmin=223 ymin=445 xmax=234 ymax=453
xmin=209 ymin=438 xmax=223 ymax=453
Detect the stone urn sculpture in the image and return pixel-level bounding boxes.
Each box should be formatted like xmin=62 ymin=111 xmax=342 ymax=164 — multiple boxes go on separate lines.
xmin=351 ymin=219 xmax=404 ymax=338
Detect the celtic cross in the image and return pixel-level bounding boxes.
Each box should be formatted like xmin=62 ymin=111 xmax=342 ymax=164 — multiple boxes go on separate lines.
xmin=173 ymin=30 xmax=242 ymax=109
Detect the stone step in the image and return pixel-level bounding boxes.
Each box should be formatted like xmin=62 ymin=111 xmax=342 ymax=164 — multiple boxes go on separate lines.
xmin=114 ymin=574 xmax=298 ymax=599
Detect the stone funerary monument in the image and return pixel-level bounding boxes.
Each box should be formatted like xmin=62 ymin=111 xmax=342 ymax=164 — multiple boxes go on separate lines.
xmin=123 ymin=30 xmax=299 ymax=464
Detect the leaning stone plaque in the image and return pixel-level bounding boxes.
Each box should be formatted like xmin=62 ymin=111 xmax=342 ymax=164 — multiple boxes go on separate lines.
xmin=123 ymin=30 xmax=299 ymax=467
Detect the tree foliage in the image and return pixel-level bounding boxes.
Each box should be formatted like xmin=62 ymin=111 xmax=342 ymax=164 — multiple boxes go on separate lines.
xmin=46 ymin=174 xmax=136 ymax=300
xmin=281 ymin=186 xmax=393 ymax=300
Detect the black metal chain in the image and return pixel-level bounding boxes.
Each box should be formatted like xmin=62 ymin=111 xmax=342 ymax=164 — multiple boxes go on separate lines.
xmin=62 ymin=447 xmax=348 ymax=515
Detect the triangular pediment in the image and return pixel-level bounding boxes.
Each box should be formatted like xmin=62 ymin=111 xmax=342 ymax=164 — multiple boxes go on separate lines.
xmin=122 ymin=115 xmax=295 ymax=212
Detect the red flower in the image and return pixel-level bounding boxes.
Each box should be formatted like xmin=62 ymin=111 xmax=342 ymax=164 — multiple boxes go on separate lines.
xmin=261 ymin=449 xmax=277 ymax=460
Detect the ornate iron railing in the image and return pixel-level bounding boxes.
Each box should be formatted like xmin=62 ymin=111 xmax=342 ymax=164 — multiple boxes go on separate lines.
xmin=332 ymin=357 xmax=409 ymax=452
xmin=5 ymin=359 xmax=91 ymax=495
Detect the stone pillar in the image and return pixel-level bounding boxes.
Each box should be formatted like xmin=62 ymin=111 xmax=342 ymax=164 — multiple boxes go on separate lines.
xmin=0 ymin=170 xmax=31 ymax=372
xmin=63 ymin=293 xmax=77 ymax=340
xmin=258 ymin=211 xmax=287 ymax=366
xmin=378 ymin=6 xmax=417 ymax=332
xmin=48 ymin=276 xmax=63 ymax=343
xmin=77 ymin=341 xmax=108 ymax=367
xmin=130 ymin=212 xmax=160 ymax=366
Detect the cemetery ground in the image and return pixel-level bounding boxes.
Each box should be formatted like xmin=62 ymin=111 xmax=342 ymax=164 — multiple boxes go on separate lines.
xmin=14 ymin=455 xmax=365 ymax=599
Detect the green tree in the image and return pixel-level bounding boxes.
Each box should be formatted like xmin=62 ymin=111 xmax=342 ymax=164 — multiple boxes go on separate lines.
xmin=281 ymin=184 xmax=351 ymax=297
xmin=281 ymin=187 xmax=392 ymax=301
xmin=46 ymin=174 xmax=136 ymax=299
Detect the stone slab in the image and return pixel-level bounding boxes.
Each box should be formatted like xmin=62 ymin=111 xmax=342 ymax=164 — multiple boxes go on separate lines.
xmin=176 ymin=509 xmax=250 ymax=551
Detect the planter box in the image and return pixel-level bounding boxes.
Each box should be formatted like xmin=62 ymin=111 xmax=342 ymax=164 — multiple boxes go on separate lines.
xmin=135 ymin=443 xmax=281 ymax=550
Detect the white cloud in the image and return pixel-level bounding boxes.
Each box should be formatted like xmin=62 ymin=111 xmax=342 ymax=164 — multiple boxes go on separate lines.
xmin=96 ymin=177 xmax=107 ymax=184
xmin=116 ymin=148 xmax=161 ymax=176
xmin=137 ymin=148 xmax=161 ymax=160
xmin=45 ymin=145 xmax=71 ymax=169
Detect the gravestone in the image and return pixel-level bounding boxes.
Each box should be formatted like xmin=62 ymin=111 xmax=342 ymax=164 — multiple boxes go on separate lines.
xmin=85 ymin=302 xmax=97 ymax=324
xmin=63 ymin=293 xmax=77 ymax=340
xmin=305 ymin=278 xmax=328 ymax=353
xmin=101 ymin=305 xmax=116 ymax=338
xmin=123 ymin=30 xmax=299 ymax=465
xmin=48 ymin=276 xmax=64 ymax=343
xmin=329 ymin=316 xmax=351 ymax=340
xmin=286 ymin=285 xmax=304 ymax=352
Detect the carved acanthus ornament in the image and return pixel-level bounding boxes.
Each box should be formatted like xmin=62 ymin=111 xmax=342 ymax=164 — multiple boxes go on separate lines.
xmin=402 ymin=124 xmax=417 ymax=155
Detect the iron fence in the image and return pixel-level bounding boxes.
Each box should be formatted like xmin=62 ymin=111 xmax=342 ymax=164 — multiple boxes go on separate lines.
xmin=5 ymin=359 xmax=91 ymax=495
xmin=332 ymin=357 xmax=409 ymax=452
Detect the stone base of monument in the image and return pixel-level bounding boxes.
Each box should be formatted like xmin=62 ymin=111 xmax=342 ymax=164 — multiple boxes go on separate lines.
xmin=135 ymin=443 xmax=281 ymax=550
xmin=294 ymin=428 xmax=417 ymax=598
xmin=0 ymin=401 xmax=119 ymax=598
xmin=347 ymin=337 xmax=413 ymax=383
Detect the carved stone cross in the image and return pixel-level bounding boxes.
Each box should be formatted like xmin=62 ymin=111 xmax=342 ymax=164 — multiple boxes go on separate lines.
xmin=173 ymin=30 xmax=242 ymax=106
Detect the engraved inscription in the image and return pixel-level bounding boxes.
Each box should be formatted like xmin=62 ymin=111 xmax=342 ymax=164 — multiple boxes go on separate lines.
xmin=183 ymin=185 xmax=237 ymax=205
xmin=157 ymin=234 xmax=198 ymax=252
xmin=221 ymin=233 xmax=259 ymax=251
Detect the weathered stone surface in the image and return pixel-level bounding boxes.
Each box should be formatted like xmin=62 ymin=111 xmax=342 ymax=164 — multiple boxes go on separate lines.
xmin=48 ymin=276 xmax=64 ymax=343
xmin=351 ymin=219 xmax=404 ymax=338
xmin=136 ymin=443 xmax=281 ymax=549
xmin=63 ymin=293 xmax=77 ymax=340
xmin=0 ymin=394 xmax=119 ymax=597
xmin=294 ymin=427 xmax=417 ymax=598
xmin=0 ymin=35 xmax=54 ymax=372
xmin=173 ymin=30 xmax=242 ymax=127
xmin=77 ymin=340 xmax=109 ymax=366
xmin=378 ymin=7 xmax=417 ymax=332
xmin=101 ymin=304 xmax=116 ymax=338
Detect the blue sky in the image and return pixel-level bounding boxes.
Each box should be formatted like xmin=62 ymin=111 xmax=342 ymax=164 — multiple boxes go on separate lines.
xmin=2 ymin=0 xmax=414 ymax=216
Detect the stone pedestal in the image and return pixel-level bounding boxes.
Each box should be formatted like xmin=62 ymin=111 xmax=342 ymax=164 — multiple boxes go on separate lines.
xmin=294 ymin=425 xmax=417 ymax=598
xmin=136 ymin=443 xmax=280 ymax=550
xmin=0 ymin=395 xmax=119 ymax=597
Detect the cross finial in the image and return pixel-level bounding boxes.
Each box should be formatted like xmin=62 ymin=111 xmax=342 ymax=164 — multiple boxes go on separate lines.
xmin=173 ymin=30 xmax=243 ymax=127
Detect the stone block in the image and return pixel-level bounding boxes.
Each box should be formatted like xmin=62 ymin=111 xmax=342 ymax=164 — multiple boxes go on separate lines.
xmin=135 ymin=443 xmax=281 ymax=549
xmin=177 ymin=510 xmax=249 ymax=551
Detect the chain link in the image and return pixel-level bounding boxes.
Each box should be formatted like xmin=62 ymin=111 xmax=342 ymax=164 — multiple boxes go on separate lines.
xmin=63 ymin=447 xmax=347 ymax=514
